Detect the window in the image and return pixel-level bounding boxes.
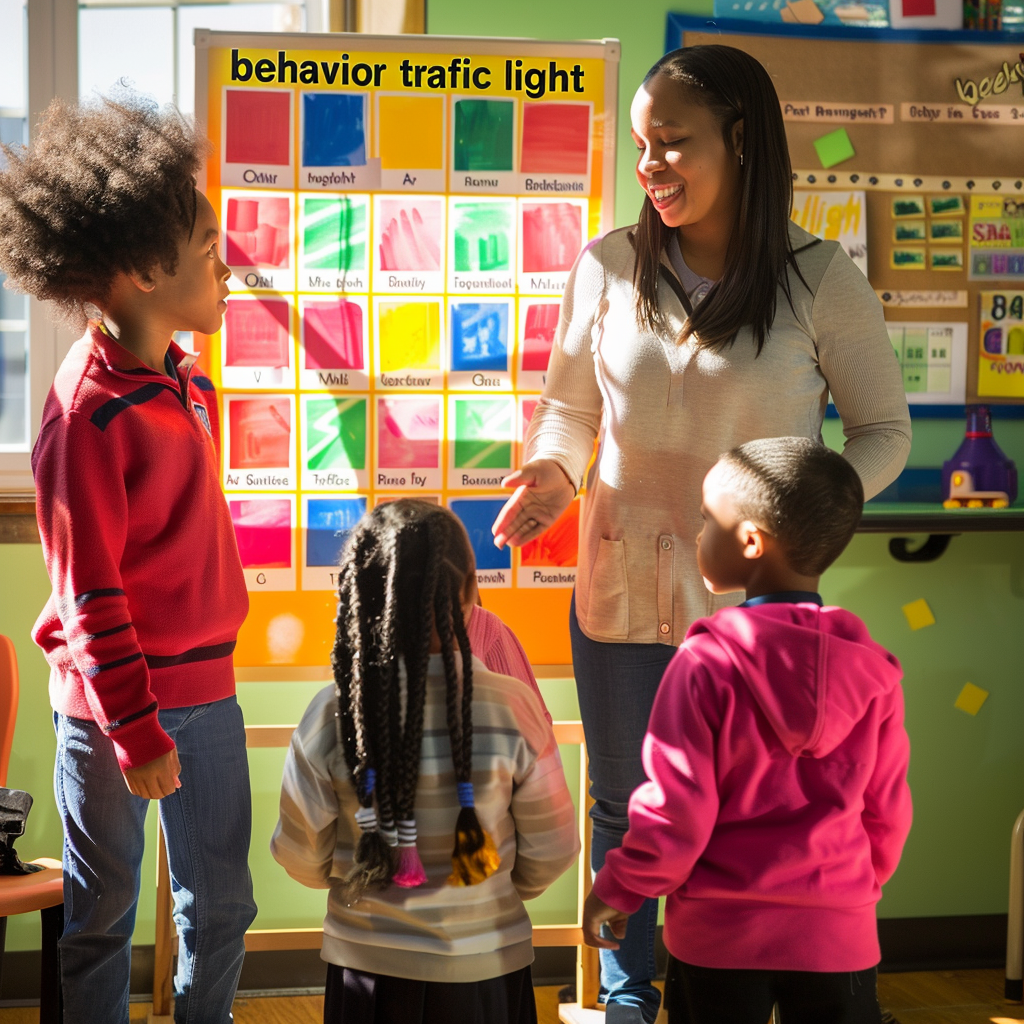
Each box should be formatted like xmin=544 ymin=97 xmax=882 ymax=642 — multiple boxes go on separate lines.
xmin=79 ymin=0 xmax=317 ymax=116
xmin=0 ymin=0 xmax=29 ymax=456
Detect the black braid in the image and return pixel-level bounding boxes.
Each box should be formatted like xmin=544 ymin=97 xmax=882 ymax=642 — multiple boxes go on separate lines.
xmin=395 ymin=517 xmax=443 ymax=819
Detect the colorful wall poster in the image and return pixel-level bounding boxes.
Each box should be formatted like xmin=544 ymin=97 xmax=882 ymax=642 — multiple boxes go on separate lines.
xmin=886 ymin=321 xmax=967 ymax=403
xmin=196 ymin=30 xmax=618 ymax=666
xmin=969 ymin=196 xmax=1024 ymax=282
xmin=978 ymin=291 xmax=1024 ymax=397
xmin=791 ymin=190 xmax=867 ymax=275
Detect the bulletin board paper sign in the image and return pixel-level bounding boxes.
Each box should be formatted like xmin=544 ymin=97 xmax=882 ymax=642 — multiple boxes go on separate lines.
xmin=373 ymin=194 xmax=446 ymax=294
xmin=298 ymin=193 xmax=370 ymax=293
xmin=978 ymin=290 xmax=1024 ymax=397
xmin=448 ymin=497 xmax=513 ymax=589
xmin=518 ymin=197 xmax=588 ymax=295
xmin=969 ymin=195 xmax=1024 ymax=283
xmin=447 ymin=299 xmax=515 ymax=392
xmin=220 ymin=294 xmax=297 ymax=391
xmin=298 ymin=295 xmax=371 ymax=392
xmin=889 ymin=0 xmax=962 ymax=29
xmin=886 ymin=321 xmax=967 ymax=403
xmin=223 ymin=394 xmax=296 ymax=491
xmin=792 ymin=190 xmax=868 ymax=275
xmin=516 ymin=299 xmax=561 ymax=392
xmin=373 ymin=92 xmax=447 ymax=193
xmin=222 ymin=190 xmax=296 ymax=293
xmin=374 ymin=394 xmax=444 ymax=491
xmin=447 ymin=394 xmax=516 ymax=490
xmin=229 ymin=493 xmax=297 ymax=591
xmin=448 ymin=196 xmax=517 ymax=294
xmin=373 ymin=297 xmax=446 ymax=391
xmin=194 ymin=30 xmax=619 ymax=668
xmin=221 ymin=86 xmax=295 ymax=189
xmin=301 ymin=494 xmax=368 ymax=591
xmin=299 ymin=393 xmax=370 ymax=492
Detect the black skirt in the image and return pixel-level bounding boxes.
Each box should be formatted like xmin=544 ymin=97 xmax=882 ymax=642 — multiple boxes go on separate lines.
xmin=323 ymin=962 xmax=538 ymax=1024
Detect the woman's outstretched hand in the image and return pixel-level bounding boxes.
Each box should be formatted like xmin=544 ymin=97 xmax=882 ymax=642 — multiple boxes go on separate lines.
xmin=491 ymin=458 xmax=575 ymax=548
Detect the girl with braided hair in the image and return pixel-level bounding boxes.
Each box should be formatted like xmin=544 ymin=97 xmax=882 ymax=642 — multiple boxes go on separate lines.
xmin=272 ymin=499 xmax=578 ymax=1024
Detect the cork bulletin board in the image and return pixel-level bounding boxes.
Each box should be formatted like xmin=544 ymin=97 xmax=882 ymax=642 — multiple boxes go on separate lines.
xmin=668 ymin=16 xmax=1024 ymax=404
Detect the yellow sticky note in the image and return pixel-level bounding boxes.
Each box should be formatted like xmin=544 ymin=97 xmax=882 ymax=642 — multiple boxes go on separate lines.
xmin=955 ymin=682 xmax=989 ymax=716
xmin=902 ymin=598 xmax=935 ymax=631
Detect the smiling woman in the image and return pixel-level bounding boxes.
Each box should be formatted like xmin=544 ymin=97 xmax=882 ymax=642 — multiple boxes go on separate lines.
xmin=491 ymin=44 xmax=913 ymax=1024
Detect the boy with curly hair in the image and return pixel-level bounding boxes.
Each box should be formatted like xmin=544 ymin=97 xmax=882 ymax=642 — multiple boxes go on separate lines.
xmin=0 ymin=96 xmax=255 ymax=1023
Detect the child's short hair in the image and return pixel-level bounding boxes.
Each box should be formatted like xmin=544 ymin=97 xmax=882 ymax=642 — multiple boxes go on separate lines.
xmin=332 ymin=499 xmax=497 ymax=899
xmin=0 ymin=95 xmax=208 ymax=327
xmin=717 ymin=437 xmax=864 ymax=576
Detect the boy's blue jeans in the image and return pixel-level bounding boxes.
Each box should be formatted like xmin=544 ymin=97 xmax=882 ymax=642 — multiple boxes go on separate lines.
xmin=570 ymin=595 xmax=677 ymax=1024
xmin=54 ymin=695 xmax=257 ymax=1024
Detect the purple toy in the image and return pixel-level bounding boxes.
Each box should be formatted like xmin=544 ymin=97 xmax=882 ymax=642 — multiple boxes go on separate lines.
xmin=942 ymin=405 xmax=1018 ymax=508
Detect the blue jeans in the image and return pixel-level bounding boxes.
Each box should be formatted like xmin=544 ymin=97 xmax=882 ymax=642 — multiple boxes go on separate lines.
xmin=54 ymin=695 xmax=257 ymax=1024
xmin=570 ymin=595 xmax=677 ymax=1024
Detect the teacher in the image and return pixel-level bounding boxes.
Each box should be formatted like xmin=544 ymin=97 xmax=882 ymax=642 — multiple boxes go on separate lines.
xmin=492 ymin=45 xmax=911 ymax=1024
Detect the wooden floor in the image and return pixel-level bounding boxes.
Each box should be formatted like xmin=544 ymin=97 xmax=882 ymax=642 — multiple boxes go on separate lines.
xmin=0 ymin=970 xmax=1021 ymax=1023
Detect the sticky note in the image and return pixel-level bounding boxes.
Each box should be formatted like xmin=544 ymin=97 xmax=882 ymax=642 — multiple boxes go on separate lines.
xmin=306 ymin=497 xmax=366 ymax=567
xmin=453 ymin=99 xmax=514 ymax=172
xmin=378 ymin=94 xmax=445 ymax=171
xmin=223 ymin=299 xmax=291 ymax=368
xmin=521 ymin=104 xmax=591 ymax=175
xmin=452 ymin=200 xmax=515 ymax=272
xmin=902 ymin=598 xmax=936 ymax=631
xmin=225 ymin=89 xmax=291 ymax=166
xmin=377 ymin=198 xmax=443 ymax=271
xmin=813 ymin=128 xmax=855 ymax=169
xmin=955 ymin=682 xmax=989 ymax=716
xmin=229 ymin=498 xmax=292 ymax=568
xmin=304 ymin=397 xmax=367 ymax=472
xmin=302 ymin=197 xmax=367 ymax=272
xmin=521 ymin=202 xmax=583 ymax=273
xmin=303 ymin=93 xmax=366 ymax=167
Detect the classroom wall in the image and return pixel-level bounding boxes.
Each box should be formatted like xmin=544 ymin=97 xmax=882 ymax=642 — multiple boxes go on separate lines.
xmin=0 ymin=0 xmax=1023 ymax=959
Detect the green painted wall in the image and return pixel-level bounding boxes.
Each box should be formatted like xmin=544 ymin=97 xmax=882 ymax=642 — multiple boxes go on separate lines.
xmin=1 ymin=0 xmax=1022 ymax=960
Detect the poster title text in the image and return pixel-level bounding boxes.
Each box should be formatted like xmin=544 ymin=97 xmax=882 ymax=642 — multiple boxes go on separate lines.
xmin=231 ymin=50 xmax=587 ymax=98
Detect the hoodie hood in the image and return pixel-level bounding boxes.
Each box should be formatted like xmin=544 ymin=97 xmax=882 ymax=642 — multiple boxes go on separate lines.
xmin=688 ymin=603 xmax=903 ymax=758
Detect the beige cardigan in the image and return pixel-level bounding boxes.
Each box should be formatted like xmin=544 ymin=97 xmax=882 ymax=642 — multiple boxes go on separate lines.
xmin=527 ymin=223 xmax=911 ymax=646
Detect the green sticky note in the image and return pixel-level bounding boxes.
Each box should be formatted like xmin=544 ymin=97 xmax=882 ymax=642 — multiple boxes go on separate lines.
xmin=813 ymin=128 xmax=855 ymax=169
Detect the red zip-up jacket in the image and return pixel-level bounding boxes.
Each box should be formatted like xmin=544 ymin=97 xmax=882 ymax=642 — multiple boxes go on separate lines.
xmin=32 ymin=323 xmax=249 ymax=770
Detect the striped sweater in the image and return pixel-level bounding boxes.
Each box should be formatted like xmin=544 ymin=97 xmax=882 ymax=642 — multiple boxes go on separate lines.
xmin=32 ymin=324 xmax=248 ymax=770
xmin=271 ymin=654 xmax=579 ymax=983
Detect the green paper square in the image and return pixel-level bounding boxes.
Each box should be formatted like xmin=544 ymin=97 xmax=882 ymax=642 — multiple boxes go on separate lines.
xmin=305 ymin=397 xmax=366 ymax=471
xmin=813 ymin=128 xmax=855 ymax=169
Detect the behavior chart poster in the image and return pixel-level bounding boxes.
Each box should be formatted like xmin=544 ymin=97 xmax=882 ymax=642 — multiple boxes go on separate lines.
xmin=195 ymin=30 xmax=619 ymax=667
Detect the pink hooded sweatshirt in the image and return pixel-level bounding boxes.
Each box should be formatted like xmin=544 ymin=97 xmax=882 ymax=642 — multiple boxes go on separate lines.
xmin=592 ymin=601 xmax=912 ymax=973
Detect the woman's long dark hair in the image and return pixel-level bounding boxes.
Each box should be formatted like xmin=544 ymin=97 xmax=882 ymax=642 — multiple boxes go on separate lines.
xmin=632 ymin=45 xmax=804 ymax=355
xmin=331 ymin=499 xmax=496 ymax=899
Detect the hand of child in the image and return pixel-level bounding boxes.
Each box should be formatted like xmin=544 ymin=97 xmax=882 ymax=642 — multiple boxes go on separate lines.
xmin=122 ymin=747 xmax=182 ymax=800
xmin=491 ymin=458 xmax=575 ymax=549
xmin=582 ymin=889 xmax=630 ymax=950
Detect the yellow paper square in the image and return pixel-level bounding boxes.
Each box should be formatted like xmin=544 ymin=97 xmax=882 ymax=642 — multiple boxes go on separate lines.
xmin=902 ymin=598 xmax=935 ymax=631
xmin=955 ymin=682 xmax=989 ymax=716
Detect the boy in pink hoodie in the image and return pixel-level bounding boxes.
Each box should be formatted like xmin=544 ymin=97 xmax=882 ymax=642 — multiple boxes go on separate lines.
xmin=582 ymin=437 xmax=912 ymax=1024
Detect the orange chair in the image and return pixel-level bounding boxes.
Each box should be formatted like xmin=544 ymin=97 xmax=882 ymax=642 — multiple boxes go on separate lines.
xmin=0 ymin=634 xmax=63 ymax=1022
